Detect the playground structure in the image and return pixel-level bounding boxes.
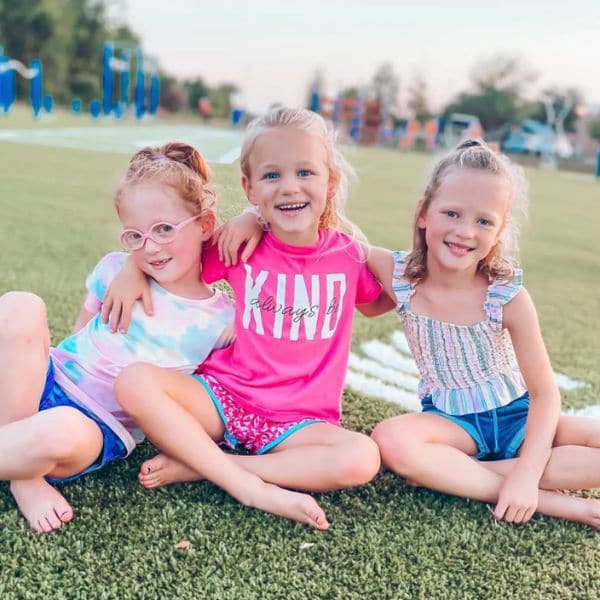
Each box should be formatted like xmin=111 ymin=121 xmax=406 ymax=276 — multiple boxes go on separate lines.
xmin=0 ymin=41 xmax=159 ymax=120
xmin=101 ymin=41 xmax=159 ymax=119
xmin=0 ymin=47 xmax=45 ymax=117
xmin=311 ymin=91 xmax=481 ymax=152
xmin=315 ymin=93 xmax=392 ymax=145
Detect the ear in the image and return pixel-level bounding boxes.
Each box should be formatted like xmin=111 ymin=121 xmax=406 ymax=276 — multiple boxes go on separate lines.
xmin=327 ymin=170 xmax=340 ymax=201
xmin=199 ymin=212 xmax=216 ymax=241
xmin=415 ymin=198 xmax=427 ymax=229
xmin=241 ymin=174 xmax=255 ymax=204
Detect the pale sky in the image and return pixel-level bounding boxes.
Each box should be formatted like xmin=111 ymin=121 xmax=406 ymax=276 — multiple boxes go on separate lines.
xmin=108 ymin=0 xmax=600 ymax=114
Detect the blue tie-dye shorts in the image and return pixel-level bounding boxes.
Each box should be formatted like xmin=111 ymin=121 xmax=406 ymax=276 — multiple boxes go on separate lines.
xmin=39 ymin=360 xmax=128 ymax=483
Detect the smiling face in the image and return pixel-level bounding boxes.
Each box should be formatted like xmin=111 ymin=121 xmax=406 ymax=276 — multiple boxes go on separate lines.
xmin=418 ymin=169 xmax=511 ymax=276
xmin=241 ymin=127 xmax=335 ymax=246
xmin=118 ymin=182 xmax=213 ymax=295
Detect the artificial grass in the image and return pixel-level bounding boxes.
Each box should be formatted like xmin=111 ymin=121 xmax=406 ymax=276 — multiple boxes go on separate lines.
xmin=1 ymin=127 xmax=599 ymax=599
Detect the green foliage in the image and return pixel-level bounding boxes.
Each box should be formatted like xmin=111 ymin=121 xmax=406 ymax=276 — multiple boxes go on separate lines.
xmin=444 ymin=55 xmax=536 ymax=130
xmin=184 ymin=77 xmax=210 ymax=112
xmin=589 ymin=117 xmax=600 ymax=142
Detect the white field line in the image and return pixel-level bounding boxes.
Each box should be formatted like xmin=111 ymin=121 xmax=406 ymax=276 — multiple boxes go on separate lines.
xmin=218 ymin=146 xmax=241 ymax=164
xmin=345 ymin=331 xmax=595 ymax=417
xmin=345 ymin=370 xmax=422 ymax=412
xmin=348 ymin=353 xmax=419 ymax=392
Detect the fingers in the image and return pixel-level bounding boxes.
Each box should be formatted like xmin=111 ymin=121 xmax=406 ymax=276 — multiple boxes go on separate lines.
xmin=141 ymin=291 xmax=154 ymax=317
xmin=241 ymin=235 xmax=260 ymax=263
xmin=108 ymin=299 xmax=122 ymax=333
xmin=101 ymin=293 xmax=113 ymax=324
xmin=494 ymin=501 xmax=536 ymax=524
xmin=493 ymin=500 xmax=507 ymax=522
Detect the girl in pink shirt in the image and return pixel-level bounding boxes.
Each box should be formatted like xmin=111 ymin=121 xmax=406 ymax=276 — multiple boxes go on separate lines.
xmin=111 ymin=107 xmax=395 ymax=529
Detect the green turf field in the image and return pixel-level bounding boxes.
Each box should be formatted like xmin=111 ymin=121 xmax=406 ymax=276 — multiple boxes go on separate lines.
xmin=0 ymin=112 xmax=599 ymax=599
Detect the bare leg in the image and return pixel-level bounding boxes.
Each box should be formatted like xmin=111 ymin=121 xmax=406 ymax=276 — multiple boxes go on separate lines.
xmin=483 ymin=415 xmax=600 ymax=490
xmin=142 ymin=423 xmax=381 ymax=493
xmin=115 ymin=364 xmax=329 ymax=530
xmin=0 ymin=292 xmax=82 ymax=533
xmin=3 ymin=407 xmax=104 ymax=533
xmin=372 ymin=413 xmax=600 ymax=528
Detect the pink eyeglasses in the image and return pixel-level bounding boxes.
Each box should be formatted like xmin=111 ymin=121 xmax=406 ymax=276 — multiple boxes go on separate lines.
xmin=119 ymin=214 xmax=200 ymax=251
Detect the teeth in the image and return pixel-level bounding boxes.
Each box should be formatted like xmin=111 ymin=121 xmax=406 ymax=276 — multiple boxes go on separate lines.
xmin=277 ymin=202 xmax=308 ymax=211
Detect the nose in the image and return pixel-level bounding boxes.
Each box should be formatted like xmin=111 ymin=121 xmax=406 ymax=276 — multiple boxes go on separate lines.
xmin=143 ymin=237 xmax=162 ymax=253
xmin=455 ymin=220 xmax=474 ymax=239
xmin=280 ymin=173 xmax=300 ymax=195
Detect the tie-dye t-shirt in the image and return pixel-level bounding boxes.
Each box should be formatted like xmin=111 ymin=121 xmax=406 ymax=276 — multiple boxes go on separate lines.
xmin=49 ymin=252 xmax=235 ymax=454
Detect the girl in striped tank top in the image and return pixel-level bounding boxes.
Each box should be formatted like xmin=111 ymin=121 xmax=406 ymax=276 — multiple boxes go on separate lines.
xmin=368 ymin=139 xmax=600 ymax=528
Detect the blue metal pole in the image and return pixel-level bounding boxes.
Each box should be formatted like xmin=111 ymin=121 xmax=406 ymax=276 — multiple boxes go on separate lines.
xmin=102 ymin=42 xmax=113 ymax=115
xmin=30 ymin=59 xmax=42 ymax=117
xmin=120 ymin=49 xmax=130 ymax=109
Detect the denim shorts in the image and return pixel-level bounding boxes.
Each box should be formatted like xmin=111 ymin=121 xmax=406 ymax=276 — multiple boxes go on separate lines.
xmin=193 ymin=374 xmax=322 ymax=455
xmin=421 ymin=392 xmax=530 ymax=460
xmin=40 ymin=361 xmax=128 ymax=483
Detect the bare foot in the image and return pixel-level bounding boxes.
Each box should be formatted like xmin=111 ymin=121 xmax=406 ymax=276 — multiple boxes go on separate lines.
xmin=248 ymin=482 xmax=330 ymax=530
xmin=574 ymin=497 xmax=600 ymax=529
xmin=10 ymin=478 xmax=73 ymax=533
xmin=138 ymin=453 xmax=202 ymax=489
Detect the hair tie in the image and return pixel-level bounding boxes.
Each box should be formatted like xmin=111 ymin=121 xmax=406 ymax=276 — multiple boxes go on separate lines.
xmin=152 ymin=154 xmax=168 ymax=161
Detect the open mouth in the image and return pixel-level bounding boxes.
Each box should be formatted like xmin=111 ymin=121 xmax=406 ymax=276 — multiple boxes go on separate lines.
xmin=275 ymin=202 xmax=309 ymax=212
xmin=149 ymin=257 xmax=172 ymax=268
xmin=444 ymin=241 xmax=474 ymax=255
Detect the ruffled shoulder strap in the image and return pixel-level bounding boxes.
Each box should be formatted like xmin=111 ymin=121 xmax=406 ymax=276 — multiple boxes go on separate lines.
xmin=485 ymin=268 xmax=523 ymax=330
xmin=391 ymin=250 xmax=415 ymax=312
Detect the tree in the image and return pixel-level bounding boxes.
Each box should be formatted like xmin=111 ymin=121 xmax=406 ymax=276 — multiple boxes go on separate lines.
xmin=444 ymin=55 xmax=537 ymax=131
xmin=370 ymin=61 xmax=399 ymax=109
xmin=209 ymin=83 xmax=238 ymax=119
xmin=184 ymin=77 xmax=209 ymax=113
xmin=406 ymin=74 xmax=433 ymax=123
xmin=589 ymin=117 xmax=600 ymax=143
xmin=525 ymin=87 xmax=583 ymax=133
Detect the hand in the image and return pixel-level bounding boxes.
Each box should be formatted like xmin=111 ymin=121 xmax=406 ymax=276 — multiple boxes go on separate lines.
xmin=101 ymin=258 xmax=153 ymax=333
xmin=212 ymin=210 xmax=264 ymax=267
xmin=493 ymin=469 xmax=539 ymax=524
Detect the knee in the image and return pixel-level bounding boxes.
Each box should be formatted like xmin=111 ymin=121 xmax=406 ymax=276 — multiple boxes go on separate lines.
xmin=0 ymin=292 xmax=47 ymax=342
xmin=33 ymin=407 xmax=92 ymax=462
xmin=371 ymin=419 xmax=421 ymax=478
xmin=334 ymin=433 xmax=381 ymax=487
xmin=114 ymin=362 xmax=156 ymax=413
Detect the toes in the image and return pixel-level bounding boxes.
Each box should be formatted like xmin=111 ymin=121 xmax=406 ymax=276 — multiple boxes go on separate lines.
xmin=58 ymin=507 xmax=73 ymax=523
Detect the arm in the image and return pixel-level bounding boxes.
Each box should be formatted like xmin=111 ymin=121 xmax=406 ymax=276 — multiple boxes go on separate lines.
xmin=365 ymin=245 xmax=395 ymax=299
xmin=100 ymin=255 xmax=153 ymax=333
xmin=493 ymin=287 xmax=561 ymax=523
xmin=71 ymin=304 xmax=96 ymax=334
xmin=356 ymin=289 xmax=397 ymax=317
xmin=212 ymin=207 xmax=264 ymax=267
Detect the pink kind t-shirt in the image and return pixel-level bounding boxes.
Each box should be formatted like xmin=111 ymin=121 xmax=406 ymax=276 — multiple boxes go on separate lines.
xmin=198 ymin=230 xmax=381 ymax=424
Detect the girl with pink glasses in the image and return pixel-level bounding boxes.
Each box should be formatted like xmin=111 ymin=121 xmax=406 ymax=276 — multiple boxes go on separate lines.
xmin=0 ymin=142 xmax=315 ymax=533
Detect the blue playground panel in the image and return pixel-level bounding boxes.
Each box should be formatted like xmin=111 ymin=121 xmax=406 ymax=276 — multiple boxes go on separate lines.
xmin=0 ymin=124 xmax=245 ymax=164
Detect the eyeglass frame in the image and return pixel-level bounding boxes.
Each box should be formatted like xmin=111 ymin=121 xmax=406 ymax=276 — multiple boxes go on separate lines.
xmin=119 ymin=214 xmax=201 ymax=251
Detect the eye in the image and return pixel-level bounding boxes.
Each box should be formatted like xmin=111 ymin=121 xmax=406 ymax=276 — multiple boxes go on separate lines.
xmin=478 ymin=218 xmax=493 ymax=227
xmin=153 ymin=223 xmax=175 ymax=237
xmin=123 ymin=230 xmax=142 ymax=242
xmin=298 ymin=169 xmax=312 ymax=177
xmin=445 ymin=210 xmax=459 ymax=218
xmin=263 ymin=171 xmax=279 ymax=180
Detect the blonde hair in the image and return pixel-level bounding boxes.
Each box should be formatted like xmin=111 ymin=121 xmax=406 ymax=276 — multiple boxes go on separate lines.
xmin=115 ymin=141 xmax=217 ymax=221
xmin=239 ymin=106 xmax=364 ymax=241
xmin=405 ymin=139 xmax=528 ymax=284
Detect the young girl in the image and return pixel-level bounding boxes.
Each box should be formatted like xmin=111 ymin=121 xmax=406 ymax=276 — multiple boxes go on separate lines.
xmin=368 ymin=139 xmax=600 ymax=527
xmin=0 ymin=142 xmax=318 ymax=533
xmin=109 ymin=107 xmax=394 ymax=526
